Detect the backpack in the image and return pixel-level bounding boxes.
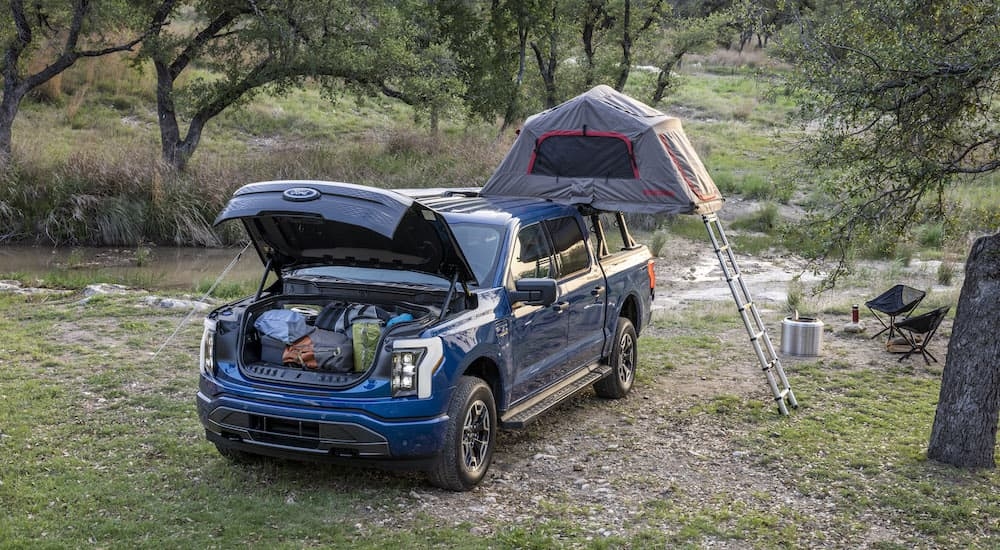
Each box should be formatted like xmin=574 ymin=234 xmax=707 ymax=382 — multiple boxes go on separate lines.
xmin=315 ymin=303 xmax=390 ymax=332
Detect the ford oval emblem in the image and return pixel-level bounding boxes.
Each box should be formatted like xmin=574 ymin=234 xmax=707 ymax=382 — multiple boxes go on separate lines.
xmin=283 ymin=187 xmax=320 ymax=202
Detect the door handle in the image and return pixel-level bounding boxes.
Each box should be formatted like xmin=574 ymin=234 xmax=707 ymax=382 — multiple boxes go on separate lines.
xmin=591 ymin=286 xmax=605 ymax=297
xmin=552 ymin=301 xmax=570 ymax=312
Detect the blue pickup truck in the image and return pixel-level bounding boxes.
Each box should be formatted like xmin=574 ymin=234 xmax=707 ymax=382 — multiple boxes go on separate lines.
xmin=197 ymin=180 xmax=654 ymax=490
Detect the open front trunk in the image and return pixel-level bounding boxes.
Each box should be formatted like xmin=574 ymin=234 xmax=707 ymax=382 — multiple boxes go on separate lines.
xmin=239 ymin=294 xmax=439 ymax=389
xmin=210 ymin=181 xmax=475 ymax=391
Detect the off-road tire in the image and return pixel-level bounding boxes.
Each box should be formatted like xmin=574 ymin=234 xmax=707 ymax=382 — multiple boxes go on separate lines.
xmin=593 ymin=317 xmax=637 ymax=399
xmin=427 ymin=376 xmax=497 ymax=491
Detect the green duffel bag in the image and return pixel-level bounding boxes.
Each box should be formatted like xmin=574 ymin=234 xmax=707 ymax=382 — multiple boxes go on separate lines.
xmin=352 ymin=319 xmax=382 ymax=372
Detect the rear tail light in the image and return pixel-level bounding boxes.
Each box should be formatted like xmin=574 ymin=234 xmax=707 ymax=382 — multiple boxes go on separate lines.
xmin=647 ymin=259 xmax=656 ymax=291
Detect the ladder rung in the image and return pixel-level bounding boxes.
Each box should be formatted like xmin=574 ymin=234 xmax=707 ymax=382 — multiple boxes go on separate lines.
xmin=705 ymin=214 xmax=795 ymax=415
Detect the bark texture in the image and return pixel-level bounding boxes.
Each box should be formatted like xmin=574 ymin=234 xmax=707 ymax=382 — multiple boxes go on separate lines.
xmin=927 ymin=232 xmax=1000 ymax=468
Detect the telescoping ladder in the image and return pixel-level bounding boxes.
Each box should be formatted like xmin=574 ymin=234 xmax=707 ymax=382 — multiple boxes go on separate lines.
xmin=702 ymin=213 xmax=798 ymax=415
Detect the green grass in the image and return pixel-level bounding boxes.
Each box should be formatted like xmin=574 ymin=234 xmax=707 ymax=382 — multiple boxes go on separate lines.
xmin=1 ymin=287 xmax=999 ymax=547
xmin=736 ymin=363 xmax=1000 ymax=547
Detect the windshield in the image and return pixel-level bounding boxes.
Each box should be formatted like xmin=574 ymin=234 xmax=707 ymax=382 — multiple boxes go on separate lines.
xmin=449 ymin=222 xmax=504 ymax=286
xmin=288 ymin=266 xmax=451 ymax=287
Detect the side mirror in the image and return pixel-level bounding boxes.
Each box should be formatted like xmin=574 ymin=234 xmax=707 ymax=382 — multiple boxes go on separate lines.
xmin=509 ymin=278 xmax=558 ymax=306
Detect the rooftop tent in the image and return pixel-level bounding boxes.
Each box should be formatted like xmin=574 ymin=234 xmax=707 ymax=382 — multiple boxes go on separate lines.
xmin=481 ymin=85 xmax=724 ymax=215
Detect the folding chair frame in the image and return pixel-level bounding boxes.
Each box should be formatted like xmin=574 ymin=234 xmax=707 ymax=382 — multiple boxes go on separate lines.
xmin=895 ymin=306 xmax=950 ymax=365
xmin=865 ymin=284 xmax=926 ymax=342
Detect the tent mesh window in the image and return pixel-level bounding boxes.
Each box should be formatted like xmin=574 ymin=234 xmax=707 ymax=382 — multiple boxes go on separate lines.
xmin=529 ymin=132 xmax=637 ymax=179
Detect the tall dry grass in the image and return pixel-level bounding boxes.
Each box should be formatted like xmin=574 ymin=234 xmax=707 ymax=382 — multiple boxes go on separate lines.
xmin=2 ymin=122 xmax=506 ymax=246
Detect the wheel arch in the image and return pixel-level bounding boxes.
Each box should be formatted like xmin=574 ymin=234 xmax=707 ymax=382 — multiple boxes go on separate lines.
xmin=461 ymin=356 xmax=504 ymax=410
xmin=619 ymin=293 xmax=641 ymax=332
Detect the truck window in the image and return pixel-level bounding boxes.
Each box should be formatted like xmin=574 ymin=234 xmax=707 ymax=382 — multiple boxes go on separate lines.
xmin=450 ymin=223 xmax=503 ymax=285
xmin=545 ymin=216 xmax=590 ymax=276
xmin=510 ymin=224 xmax=554 ymax=282
xmin=590 ymin=212 xmax=633 ymax=257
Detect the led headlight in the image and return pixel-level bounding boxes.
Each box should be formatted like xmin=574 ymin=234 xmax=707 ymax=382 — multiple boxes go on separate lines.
xmin=390 ymin=337 xmax=443 ymax=398
xmin=391 ymin=349 xmax=424 ymax=396
xmin=200 ymin=318 xmax=217 ymax=376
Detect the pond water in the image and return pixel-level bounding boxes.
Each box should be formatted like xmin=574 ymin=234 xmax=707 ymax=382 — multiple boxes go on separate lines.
xmin=0 ymin=245 xmax=264 ymax=291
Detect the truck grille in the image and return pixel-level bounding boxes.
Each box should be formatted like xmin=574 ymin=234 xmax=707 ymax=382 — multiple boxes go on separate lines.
xmin=208 ymin=407 xmax=390 ymax=457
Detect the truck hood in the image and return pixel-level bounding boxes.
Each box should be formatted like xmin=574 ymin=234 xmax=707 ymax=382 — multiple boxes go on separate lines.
xmin=214 ymin=181 xmax=476 ymax=283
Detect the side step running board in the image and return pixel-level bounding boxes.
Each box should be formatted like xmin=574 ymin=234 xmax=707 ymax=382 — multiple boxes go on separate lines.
xmin=500 ymin=363 xmax=612 ymax=428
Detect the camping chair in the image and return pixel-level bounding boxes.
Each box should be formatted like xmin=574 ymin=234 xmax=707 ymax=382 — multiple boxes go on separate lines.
xmin=865 ymin=284 xmax=926 ymax=342
xmin=894 ymin=306 xmax=950 ymax=364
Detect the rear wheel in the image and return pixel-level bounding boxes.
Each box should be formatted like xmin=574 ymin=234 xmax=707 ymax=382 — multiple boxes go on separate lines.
xmin=428 ymin=376 xmax=497 ymax=491
xmin=594 ymin=317 xmax=637 ymax=399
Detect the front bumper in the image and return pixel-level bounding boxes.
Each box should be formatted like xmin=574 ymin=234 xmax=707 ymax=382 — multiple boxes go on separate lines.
xmin=196 ymin=391 xmax=449 ymax=464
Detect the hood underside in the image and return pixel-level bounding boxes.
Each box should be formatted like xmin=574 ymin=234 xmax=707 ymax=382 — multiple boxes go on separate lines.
xmin=215 ymin=181 xmax=476 ymax=282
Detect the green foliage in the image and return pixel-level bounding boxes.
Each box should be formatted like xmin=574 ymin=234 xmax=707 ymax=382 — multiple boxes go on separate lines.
xmin=195 ymin=279 xmax=255 ymax=300
xmin=937 ymin=261 xmax=955 ymax=286
xmin=785 ymin=276 xmax=804 ymax=314
xmin=649 ymin=230 xmax=669 ymax=257
xmin=660 ymin=214 xmax=709 ymax=241
xmin=731 ymin=203 xmax=780 ymax=233
xmin=917 ymin=223 xmax=946 ymax=248
xmin=776 ymin=0 xmax=1000 ymax=284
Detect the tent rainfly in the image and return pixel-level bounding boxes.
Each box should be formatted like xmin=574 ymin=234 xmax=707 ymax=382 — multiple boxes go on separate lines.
xmin=481 ymin=85 xmax=724 ymax=215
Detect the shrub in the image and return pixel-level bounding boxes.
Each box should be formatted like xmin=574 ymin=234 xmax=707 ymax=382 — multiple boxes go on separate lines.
xmin=917 ymin=223 xmax=945 ymax=248
xmin=731 ymin=202 xmax=780 ymax=233
xmin=785 ymin=276 xmax=804 ymax=314
xmin=937 ymin=261 xmax=954 ymax=286
xmin=650 ymin=230 xmax=669 ymax=257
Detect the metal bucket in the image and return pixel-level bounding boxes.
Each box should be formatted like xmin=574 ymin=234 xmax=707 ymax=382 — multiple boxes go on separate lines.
xmin=781 ymin=317 xmax=824 ymax=356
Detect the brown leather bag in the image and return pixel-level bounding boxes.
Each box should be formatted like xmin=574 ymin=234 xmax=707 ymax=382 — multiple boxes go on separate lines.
xmin=282 ymin=329 xmax=353 ymax=371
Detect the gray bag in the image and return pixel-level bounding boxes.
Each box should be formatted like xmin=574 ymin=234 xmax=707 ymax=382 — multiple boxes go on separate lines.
xmin=283 ymin=328 xmax=354 ymax=372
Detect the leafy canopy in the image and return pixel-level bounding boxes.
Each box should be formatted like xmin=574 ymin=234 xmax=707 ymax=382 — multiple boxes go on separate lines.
xmin=778 ymin=0 xmax=1000 ymax=282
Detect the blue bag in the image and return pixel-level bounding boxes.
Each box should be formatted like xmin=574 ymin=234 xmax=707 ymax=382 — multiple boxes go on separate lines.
xmin=254 ymin=309 xmax=315 ymax=344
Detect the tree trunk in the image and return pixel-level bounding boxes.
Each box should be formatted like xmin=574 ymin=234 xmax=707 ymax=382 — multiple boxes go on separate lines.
xmin=615 ymin=0 xmax=633 ymax=92
xmin=582 ymin=17 xmax=596 ymax=87
xmin=0 ymin=90 xmax=19 ymax=166
xmin=529 ymin=4 xmax=559 ymax=109
xmin=927 ymin=232 xmax=1000 ymax=468
xmin=154 ymin=59 xmax=194 ymax=171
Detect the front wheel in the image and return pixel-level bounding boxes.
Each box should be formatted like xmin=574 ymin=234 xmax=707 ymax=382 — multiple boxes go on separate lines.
xmin=593 ymin=317 xmax=637 ymax=399
xmin=428 ymin=376 xmax=497 ymax=491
